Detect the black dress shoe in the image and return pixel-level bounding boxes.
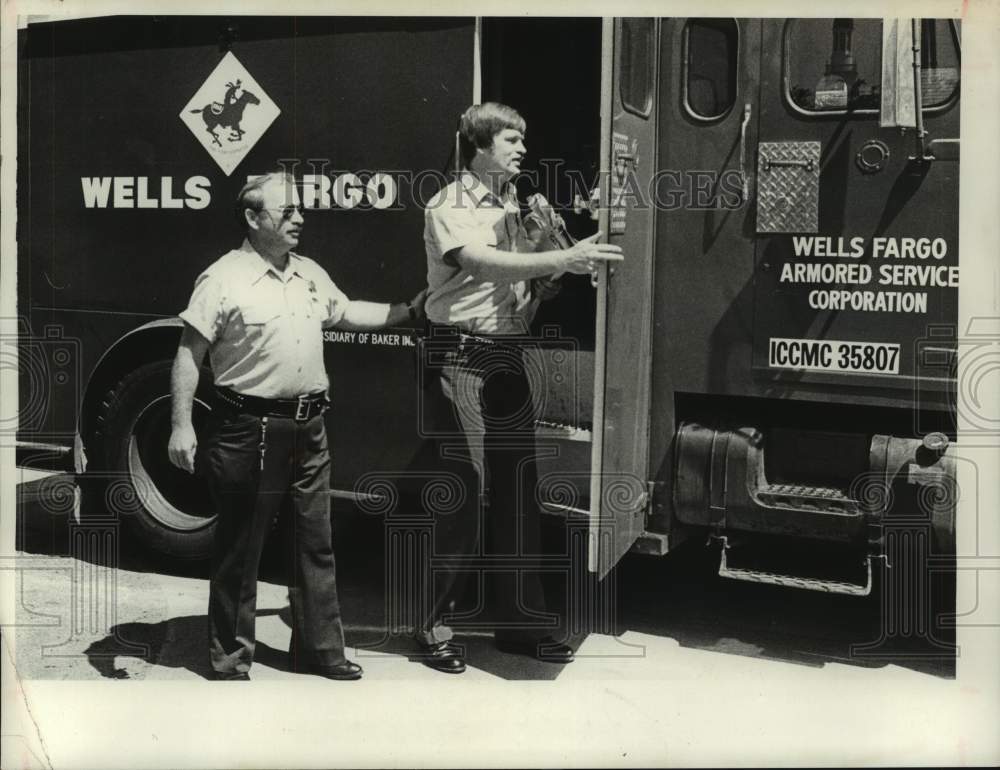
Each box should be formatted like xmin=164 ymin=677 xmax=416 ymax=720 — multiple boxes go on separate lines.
xmin=417 ymin=641 xmax=467 ymax=674
xmin=301 ymin=661 xmax=364 ymax=681
xmin=496 ymin=636 xmax=574 ymax=663
xmin=210 ymin=670 xmax=250 ymax=681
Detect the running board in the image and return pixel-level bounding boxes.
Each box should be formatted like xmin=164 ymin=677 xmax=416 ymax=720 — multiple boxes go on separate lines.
xmin=534 ymin=420 xmax=593 ymax=443
xmin=717 ymin=538 xmax=873 ymax=596
xmin=15 ymin=440 xmax=74 ymax=472
xmin=15 ymin=440 xmax=72 ymax=454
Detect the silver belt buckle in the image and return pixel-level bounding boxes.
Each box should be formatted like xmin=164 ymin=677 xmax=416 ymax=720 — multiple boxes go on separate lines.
xmin=295 ymin=395 xmax=310 ymax=422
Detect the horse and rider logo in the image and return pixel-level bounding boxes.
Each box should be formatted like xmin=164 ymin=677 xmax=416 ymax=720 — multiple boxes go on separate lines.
xmin=191 ymin=79 xmax=260 ymax=147
xmin=179 ymin=52 xmax=280 ymax=176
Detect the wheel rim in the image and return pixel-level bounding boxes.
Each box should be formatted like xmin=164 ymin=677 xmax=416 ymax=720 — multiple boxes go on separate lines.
xmin=126 ymin=394 xmax=215 ymax=532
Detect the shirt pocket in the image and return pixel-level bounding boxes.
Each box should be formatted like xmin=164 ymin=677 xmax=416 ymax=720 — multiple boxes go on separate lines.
xmin=239 ymin=303 xmax=282 ymax=344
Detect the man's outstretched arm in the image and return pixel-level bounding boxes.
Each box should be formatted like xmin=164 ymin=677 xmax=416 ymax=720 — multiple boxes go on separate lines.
xmin=334 ymin=288 xmax=428 ymax=331
xmin=454 ymin=231 xmax=623 ymax=282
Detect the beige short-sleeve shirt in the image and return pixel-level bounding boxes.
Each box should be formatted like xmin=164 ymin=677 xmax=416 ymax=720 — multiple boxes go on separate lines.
xmin=179 ymin=240 xmax=349 ymax=399
xmin=424 ymin=173 xmax=534 ymax=335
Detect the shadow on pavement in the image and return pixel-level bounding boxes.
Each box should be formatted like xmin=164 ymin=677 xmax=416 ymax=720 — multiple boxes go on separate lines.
xmin=351 ymin=629 xmax=576 ymax=681
xmin=23 ymin=475 xmax=955 ymax=681
xmin=15 ymin=473 xmax=211 ymax=580
xmin=613 ymin=542 xmax=956 ymax=679
xmin=83 ymin=615 xmax=211 ymax=680
xmin=336 ymin=514 xmax=576 ymax=681
xmin=83 ymin=607 xmax=293 ymax=680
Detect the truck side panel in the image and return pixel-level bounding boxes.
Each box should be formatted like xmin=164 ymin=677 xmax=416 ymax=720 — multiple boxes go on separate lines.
xmin=18 ymin=16 xmax=475 ymax=490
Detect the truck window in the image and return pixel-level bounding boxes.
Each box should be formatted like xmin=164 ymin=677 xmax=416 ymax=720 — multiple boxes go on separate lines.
xmin=684 ymin=18 xmax=738 ymax=120
xmin=786 ymin=18 xmax=960 ymax=114
xmin=620 ymin=17 xmax=654 ymax=117
xmin=918 ymin=19 xmax=961 ymax=107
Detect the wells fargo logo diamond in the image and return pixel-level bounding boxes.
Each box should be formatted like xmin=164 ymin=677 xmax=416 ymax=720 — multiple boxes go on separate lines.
xmin=179 ymin=52 xmax=280 ymax=176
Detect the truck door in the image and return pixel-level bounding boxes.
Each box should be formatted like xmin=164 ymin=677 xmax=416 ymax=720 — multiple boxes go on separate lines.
xmin=751 ymin=19 xmax=961 ymax=391
xmin=591 ymin=18 xmax=659 ymax=577
xmin=648 ymin=17 xmax=762 ymax=524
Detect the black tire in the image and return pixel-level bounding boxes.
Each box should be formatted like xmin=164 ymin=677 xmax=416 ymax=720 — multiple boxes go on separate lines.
xmin=93 ymin=360 xmax=217 ymax=560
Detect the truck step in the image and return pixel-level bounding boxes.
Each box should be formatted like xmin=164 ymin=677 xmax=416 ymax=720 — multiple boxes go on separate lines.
xmin=760 ymin=482 xmax=850 ymax=500
xmin=534 ymin=419 xmax=593 ymax=442
xmin=755 ymin=482 xmax=859 ymax=514
xmin=717 ymin=537 xmax=872 ymax=596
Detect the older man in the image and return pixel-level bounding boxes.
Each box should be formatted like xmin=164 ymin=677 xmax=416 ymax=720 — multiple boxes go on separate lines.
xmin=168 ymin=171 xmax=423 ymax=681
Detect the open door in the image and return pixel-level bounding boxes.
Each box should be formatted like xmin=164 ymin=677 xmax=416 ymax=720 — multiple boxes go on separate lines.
xmin=589 ymin=18 xmax=660 ymax=578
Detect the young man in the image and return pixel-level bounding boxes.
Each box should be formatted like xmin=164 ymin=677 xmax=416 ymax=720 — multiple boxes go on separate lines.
xmin=416 ymin=102 xmax=623 ymax=673
xmin=168 ymin=171 xmax=424 ymax=681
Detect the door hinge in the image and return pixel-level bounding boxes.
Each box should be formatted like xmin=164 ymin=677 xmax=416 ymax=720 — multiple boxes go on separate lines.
xmin=640 ymin=480 xmax=661 ymax=522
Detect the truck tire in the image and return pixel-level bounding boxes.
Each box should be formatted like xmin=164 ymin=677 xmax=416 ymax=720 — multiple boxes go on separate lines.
xmin=94 ymin=360 xmax=217 ymax=560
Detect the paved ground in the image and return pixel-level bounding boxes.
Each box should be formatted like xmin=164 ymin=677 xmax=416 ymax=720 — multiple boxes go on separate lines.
xmin=9 ymin=467 xmax=994 ymax=768
xmin=9 ymin=468 xmax=956 ymax=683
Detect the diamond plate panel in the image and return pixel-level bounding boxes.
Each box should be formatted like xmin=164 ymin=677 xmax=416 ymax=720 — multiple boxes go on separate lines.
xmin=756 ymin=141 xmax=821 ymax=233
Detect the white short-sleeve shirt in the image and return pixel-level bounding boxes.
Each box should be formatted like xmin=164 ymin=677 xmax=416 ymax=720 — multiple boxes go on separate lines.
xmin=424 ymin=172 xmax=534 ymax=335
xmin=179 ymin=239 xmax=349 ymax=399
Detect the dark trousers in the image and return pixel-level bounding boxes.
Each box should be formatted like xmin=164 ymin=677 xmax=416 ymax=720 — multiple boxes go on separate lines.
xmin=200 ymin=406 xmax=346 ymax=674
xmin=417 ymin=338 xmax=553 ymax=645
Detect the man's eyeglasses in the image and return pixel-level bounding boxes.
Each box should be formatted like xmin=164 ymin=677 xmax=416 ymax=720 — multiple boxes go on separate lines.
xmin=259 ymin=205 xmax=306 ymax=220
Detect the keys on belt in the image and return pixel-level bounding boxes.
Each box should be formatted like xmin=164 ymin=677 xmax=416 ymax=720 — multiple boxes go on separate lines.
xmin=214 ymin=386 xmax=329 ymax=422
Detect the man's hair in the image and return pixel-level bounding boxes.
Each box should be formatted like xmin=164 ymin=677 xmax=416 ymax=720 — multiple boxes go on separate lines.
xmin=457 ymin=102 xmax=526 ymax=168
xmin=235 ymin=170 xmax=295 ymax=230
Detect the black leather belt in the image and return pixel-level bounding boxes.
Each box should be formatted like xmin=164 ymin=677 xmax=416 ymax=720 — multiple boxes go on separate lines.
xmin=214 ymin=386 xmax=329 ymax=422
xmin=426 ymin=322 xmax=525 ymax=349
